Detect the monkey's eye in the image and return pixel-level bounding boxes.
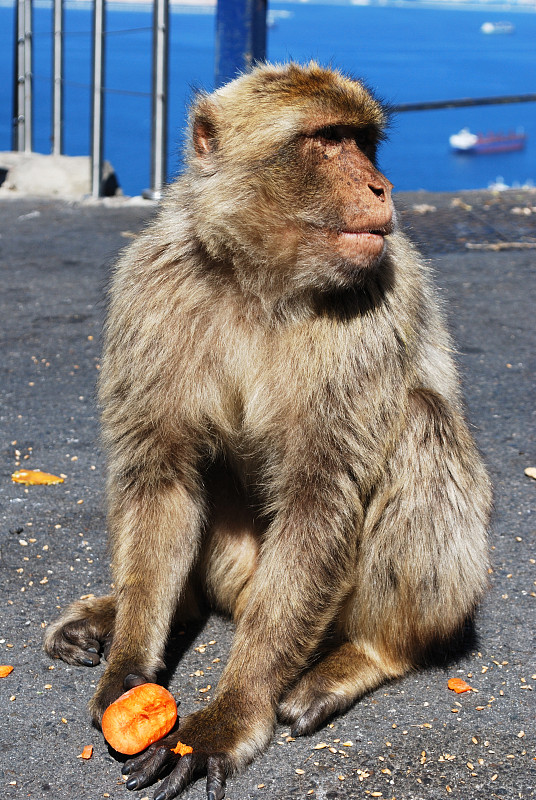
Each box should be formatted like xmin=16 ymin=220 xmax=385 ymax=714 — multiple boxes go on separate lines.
xmin=353 ymin=127 xmax=372 ymax=149
xmin=311 ymin=125 xmax=376 ymax=154
xmin=353 ymin=127 xmax=377 ymax=159
xmin=313 ymin=126 xmax=345 ymax=143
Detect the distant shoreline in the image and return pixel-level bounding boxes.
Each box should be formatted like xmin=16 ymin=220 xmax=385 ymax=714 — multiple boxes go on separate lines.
xmin=4 ymin=0 xmax=535 ymax=9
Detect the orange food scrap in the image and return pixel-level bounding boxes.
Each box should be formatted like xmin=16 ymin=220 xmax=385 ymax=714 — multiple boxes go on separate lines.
xmin=0 ymin=665 xmax=14 ymax=677
xmin=171 ymin=741 xmax=193 ymax=756
xmin=448 ymin=678 xmax=474 ymax=694
xmin=11 ymin=469 xmax=64 ymax=485
xmin=78 ymin=745 xmax=93 ymax=759
xmin=101 ymin=683 xmax=177 ymax=755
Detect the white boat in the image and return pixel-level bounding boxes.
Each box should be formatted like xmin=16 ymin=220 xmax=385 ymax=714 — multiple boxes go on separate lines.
xmin=449 ymin=129 xmax=479 ymax=151
xmin=480 ymin=21 xmax=515 ymax=35
xmin=449 ymin=128 xmax=527 ymax=154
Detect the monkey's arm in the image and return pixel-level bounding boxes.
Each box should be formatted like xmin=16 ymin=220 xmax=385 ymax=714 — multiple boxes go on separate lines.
xmin=123 ymin=466 xmax=360 ymax=800
xmin=88 ymin=447 xmax=207 ymax=720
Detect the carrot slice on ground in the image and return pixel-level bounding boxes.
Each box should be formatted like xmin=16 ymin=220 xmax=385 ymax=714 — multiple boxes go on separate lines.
xmin=0 ymin=665 xmax=14 ymax=677
xmin=101 ymin=683 xmax=177 ymax=755
xmin=78 ymin=745 xmax=93 ymax=759
xmin=11 ymin=469 xmax=64 ymax=485
xmin=447 ymin=677 xmax=474 ymax=693
xmin=171 ymin=741 xmax=193 ymax=756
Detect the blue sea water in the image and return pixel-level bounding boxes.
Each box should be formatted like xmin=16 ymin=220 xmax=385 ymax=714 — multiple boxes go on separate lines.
xmin=0 ymin=0 xmax=535 ymax=195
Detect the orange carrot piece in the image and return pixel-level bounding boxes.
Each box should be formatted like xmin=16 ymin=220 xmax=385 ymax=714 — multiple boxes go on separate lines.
xmin=447 ymin=677 xmax=474 ymax=693
xmin=171 ymin=741 xmax=193 ymax=756
xmin=79 ymin=745 xmax=93 ymax=759
xmin=101 ymin=683 xmax=177 ymax=755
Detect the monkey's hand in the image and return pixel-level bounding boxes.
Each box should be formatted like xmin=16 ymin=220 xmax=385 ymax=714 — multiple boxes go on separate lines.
xmin=90 ymin=669 xmax=154 ymax=726
xmin=122 ymin=700 xmax=272 ymax=800
xmin=122 ymin=739 xmax=228 ymax=800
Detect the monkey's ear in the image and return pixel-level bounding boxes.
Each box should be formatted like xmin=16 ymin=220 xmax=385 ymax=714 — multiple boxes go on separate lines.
xmin=193 ymin=114 xmax=218 ymax=160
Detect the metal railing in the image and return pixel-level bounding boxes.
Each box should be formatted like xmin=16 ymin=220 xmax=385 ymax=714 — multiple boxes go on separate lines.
xmin=12 ymin=0 xmax=267 ymax=198
xmin=52 ymin=0 xmax=63 ymax=155
xmin=90 ymin=0 xmax=105 ymax=198
xmin=143 ymin=0 xmax=169 ymax=200
xmin=393 ymin=94 xmax=536 ymax=113
xmin=12 ymin=0 xmax=171 ymax=198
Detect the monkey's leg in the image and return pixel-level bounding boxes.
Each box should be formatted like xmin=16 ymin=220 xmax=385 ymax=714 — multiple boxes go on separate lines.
xmin=88 ymin=477 xmax=205 ymax=724
xmin=280 ymin=388 xmax=491 ymax=736
xmin=44 ymin=595 xmax=116 ymax=667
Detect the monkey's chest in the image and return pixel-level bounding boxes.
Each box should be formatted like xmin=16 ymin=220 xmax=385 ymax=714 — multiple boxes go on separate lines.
xmin=233 ymin=329 xmax=407 ymax=470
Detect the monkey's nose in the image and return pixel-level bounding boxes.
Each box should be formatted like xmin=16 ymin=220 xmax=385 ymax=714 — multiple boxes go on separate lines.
xmin=368 ymin=183 xmax=388 ymax=201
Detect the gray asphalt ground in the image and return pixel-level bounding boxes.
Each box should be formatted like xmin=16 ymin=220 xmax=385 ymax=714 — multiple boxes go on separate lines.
xmin=1 ymin=189 xmax=535 ymax=800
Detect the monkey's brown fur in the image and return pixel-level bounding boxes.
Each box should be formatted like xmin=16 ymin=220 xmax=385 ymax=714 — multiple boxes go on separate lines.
xmin=45 ymin=62 xmax=490 ymax=800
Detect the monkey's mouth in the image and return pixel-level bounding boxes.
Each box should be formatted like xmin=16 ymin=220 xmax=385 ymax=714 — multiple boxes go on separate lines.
xmin=338 ymin=230 xmax=383 ymax=241
xmin=332 ymin=227 xmax=391 ymax=265
xmin=337 ymin=224 xmax=393 ymax=239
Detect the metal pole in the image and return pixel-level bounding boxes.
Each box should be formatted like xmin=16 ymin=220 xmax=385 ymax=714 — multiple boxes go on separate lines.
xmin=52 ymin=0 xmax=64 ymax=155
xmin=215 ymin=0 xmax=267 ymax=88
xmin=91 ymin=0 xmax=105 ymax=198
xmin=23 ymin=0 xmax=33 ymax=152
xmin=13 ymin=0 xmax=33 ymax=151
xmin=143 ymin=0 xmax=169 ymax=200
xmin=13 ymin=0 xmax=25 ymax=150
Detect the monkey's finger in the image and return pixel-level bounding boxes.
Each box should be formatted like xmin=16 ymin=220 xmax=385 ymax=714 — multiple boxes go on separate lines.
xmin=153 ymin=752 xmax=196 ymax=800
xmin=123 ymin=672 xmax=148 ymax=690
xmin=122 ymin=743 xmax=168 ymax=776
xmin=123 ymin=746 xmax=172 ymax=790
xmin=206 ymin=755 xmax=227 ymax=800
xmin=70 ymin=645 xmax=101 ymax=667
xmin=101 ymin=634 xmax=113 ymax=660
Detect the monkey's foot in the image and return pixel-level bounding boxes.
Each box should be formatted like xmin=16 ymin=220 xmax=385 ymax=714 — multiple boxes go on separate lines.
xmin=122 ymin=741 xmax=228 ymax=800
xmin=279 ymin=642 xmax=406 ymax=736
xmin=44 ymin=595 xmax=116 ymax=667
xmin=279 ymin=642 xmax=369 ymax=736
xmin=278 ymin=687 xmax=346 ymax=737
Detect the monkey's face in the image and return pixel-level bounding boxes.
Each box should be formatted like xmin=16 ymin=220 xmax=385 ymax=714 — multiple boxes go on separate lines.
xmin=238 ymin=123 xmax=395 ymax=294
xmin=188 ymin=63 xmax=395 ymax=297
xmin=292 ymin=124 xmax=394 ymax=275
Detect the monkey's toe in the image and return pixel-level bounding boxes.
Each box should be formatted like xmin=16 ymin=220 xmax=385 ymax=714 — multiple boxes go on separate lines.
xmin=44 ymin=623 xmax=103 ymax=667
xmin=123 ymin=672 xmax=148 ymax=690
xmin=290 ymin=700 xmax=334 ymax=737
xmin=123 ymin=744 xmax=173 ymax=791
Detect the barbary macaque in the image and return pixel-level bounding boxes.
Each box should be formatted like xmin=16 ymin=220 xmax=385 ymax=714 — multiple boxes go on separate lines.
xmin=45 ymin=62 xmax=491 ymax=800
